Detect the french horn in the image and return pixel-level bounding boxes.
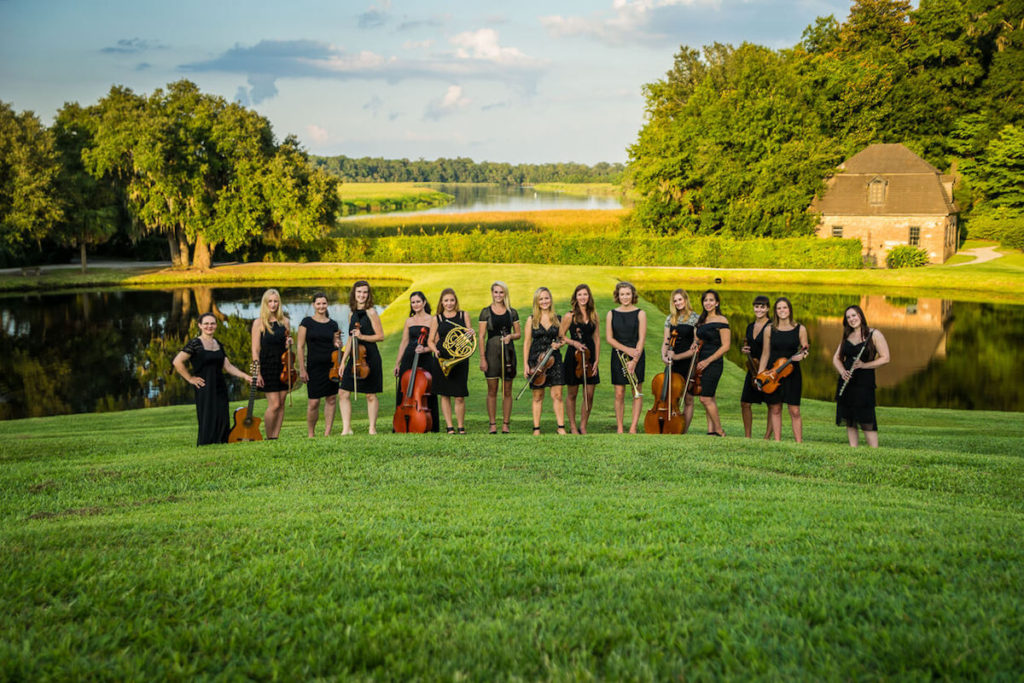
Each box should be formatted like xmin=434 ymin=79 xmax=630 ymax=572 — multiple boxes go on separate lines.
xmin=439 ymin=322 xmax=477 ymax=376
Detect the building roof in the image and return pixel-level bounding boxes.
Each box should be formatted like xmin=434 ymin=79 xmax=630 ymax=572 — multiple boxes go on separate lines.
xmin=810 ymin=143 xmax=956 ymax=216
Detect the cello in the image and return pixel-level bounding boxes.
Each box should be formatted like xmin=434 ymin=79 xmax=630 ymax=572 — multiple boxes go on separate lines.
xmin=644 ymin=331 xmax=685 ymax=434
xmin=393 ymin=328 xmax=433 ymax=433
xmin=228 ymin=361 xmax=264 ymax=442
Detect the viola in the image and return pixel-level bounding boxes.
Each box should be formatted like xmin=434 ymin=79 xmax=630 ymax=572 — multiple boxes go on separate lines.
xmin=228 ymin=361 xmax=263 ymax=442
xmin=754 ymin=347 xmax=806 ymax=394
xmin=644 ymin=331 xmax=685 ymax=434
xmin=393 ymin=328 xmax=433 ymax=433
xmin=685 ymin=341 xmax=704 ymax=396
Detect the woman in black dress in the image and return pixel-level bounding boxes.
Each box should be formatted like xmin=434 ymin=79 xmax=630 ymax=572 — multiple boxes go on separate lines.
xmin=694 ymin=289 xmax=730 ymax=437
xmin=393 ymin=291 xmax=439 ymax=433
xmin=429 ymin=288 xmax=475 ymax=433
xmin=478 ymin=281 xmax=520 ymax=434
xmin=296 ymin=292 xmax=340 ymax=437
xmin=340 ymin=280 xmax=385 ymax=435
xmin=740 ymin=294 xmax=771 ymax=439
xmin=832 ymin=304 xmax=890 ymax=448
xmin=251 ymin=288 xmax=292 ymax=439
xmin=606 ymin=282 xmax=646 ymax=434
xmin=173 ymin=313 xmax=253 ymax=446
xmin=661 ymin=288 xmax=699 ymax=433
xmin=758 ymin=297 xmax=810 ymax=443
xmin=559 ymin=284 xmax=601 ymax=434
xmin=523 ymin=286 xmax=566 ymax=435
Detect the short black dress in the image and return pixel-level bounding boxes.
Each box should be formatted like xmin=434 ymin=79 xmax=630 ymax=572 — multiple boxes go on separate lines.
xmin=433 ymin=311 xmax=471 ymax=397
xmin=696 ymin=320 xmax=729 ymax=397
xmin=341 ymin=309 xmax=383 ymax=394
xmin=836 ymin=335 xmax=877 ymax=431
xmin=740 ymin=320 xmax=768 ymax=405
xmin=610 ymin=309 xmax=645 ymax=385
xmin=564 ymin=317 xmax=600 ymax=386
xmin=666 ymin=312 xmax=699 ymax=377
xmin=479 ymin=305 xmax=518 ymax=381
xmin=764 ymin=325 xmax=804 ymax=406
xmin=182 ymin=337 xmax=229 ymax=446
xmin=300 ymin=316 xmax=339 ymax=399
xmin=258 ymin=321 xmax=288 ymax=392
xmin=395 ymin=322 xmax=440 ymax=432
xmin=527 ymin=320 xmax=565 ymax=388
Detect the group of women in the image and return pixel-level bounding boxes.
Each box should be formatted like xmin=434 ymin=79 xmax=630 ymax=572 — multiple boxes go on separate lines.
xmin=172 ymin=281 xmax=890 ymax=448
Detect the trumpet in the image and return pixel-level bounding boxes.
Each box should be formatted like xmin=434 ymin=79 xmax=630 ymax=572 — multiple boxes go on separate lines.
xmin=618 ymin=350 xmax=643 ymax=400
xmin=439 ymin=321 xmax=477 ymax=376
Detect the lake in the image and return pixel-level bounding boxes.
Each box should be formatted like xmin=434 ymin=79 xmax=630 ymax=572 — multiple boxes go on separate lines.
xmin=1 ymin=285 xmax=1020 ymax=419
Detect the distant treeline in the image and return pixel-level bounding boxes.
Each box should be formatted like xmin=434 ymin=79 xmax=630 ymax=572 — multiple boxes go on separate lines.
xmin=312 ymin=156 xmax=625 ymax=185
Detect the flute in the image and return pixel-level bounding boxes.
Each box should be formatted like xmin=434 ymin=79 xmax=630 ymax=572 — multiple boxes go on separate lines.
xmin=837 ymin=344 xmax=867 ymax=398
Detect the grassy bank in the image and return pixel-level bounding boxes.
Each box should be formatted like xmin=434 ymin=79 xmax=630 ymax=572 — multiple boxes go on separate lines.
xmin=531 ymin=182 xmax=624 ymax=197
xmin=337 ymin=182 xmax=454 ymax=215
xmin=333 ymin=208 xmax=628 ymax=237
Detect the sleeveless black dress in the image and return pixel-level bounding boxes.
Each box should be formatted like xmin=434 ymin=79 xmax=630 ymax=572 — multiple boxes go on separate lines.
xmin=610 ymin=309 xmax=645 ymax=385
xmin=765 ymin=325 xmax=803 ymax=406
xmin=341 ymin=309 xmax=383 ymax=394
xmin=395 ymin=322 xmax=440 ymax=432
xmin=182 ymin=337 xmax=229 ymax=446
xmin=527 ymin=320 xmax=565 ymax=388
xmin=258 ymin=321 xmax=288 ymax=392
xmin=836 ymin=336 xmax=877 ymax=431
xmin=564 ymin=317 xmax=600 ymax=387
xmin=434 ymin=311 xmax=471 ymax=397
xmin=696 ymin=320 xmax=729 ymax=397
xmin=741 ymin=320 xmax=768 ymax=405
xmin=479 ymin=306 xmax=518 ymax=380
xmin=300 ymin=316 xmax=339 ymax=399
xmin=666 ymin=312 xmax=699 ymax=377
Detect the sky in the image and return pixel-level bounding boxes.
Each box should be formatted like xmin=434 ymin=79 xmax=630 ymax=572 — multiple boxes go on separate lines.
xmin=0 ymin=0 xmax=854 ymax=164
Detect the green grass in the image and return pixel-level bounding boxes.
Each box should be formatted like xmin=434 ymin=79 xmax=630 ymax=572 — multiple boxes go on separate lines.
xmin=336 ymin=182 xmax=454 ymax=214
xmin=531 ymin=182 xmax=625 ymax=197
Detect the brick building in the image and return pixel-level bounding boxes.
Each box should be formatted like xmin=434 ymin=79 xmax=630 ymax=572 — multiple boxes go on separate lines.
xmin=810 ymin=143 xmax=959 ymax=266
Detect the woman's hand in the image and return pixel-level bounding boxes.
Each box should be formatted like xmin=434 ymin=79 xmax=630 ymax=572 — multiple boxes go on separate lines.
xmin=697 ymin=359 xmax=709 ymax=372
xmin=189 ymin=376 xmax=205 ymax=388
xmin=256 ymin=374 xmax=265 ymax=388
xmin=479 ymin=358 xmax=488 ymax=373
xmin=393 ymin=365 xmax=401 ymax=378
xmin=300 ymin=368 xmax=309 ymax=383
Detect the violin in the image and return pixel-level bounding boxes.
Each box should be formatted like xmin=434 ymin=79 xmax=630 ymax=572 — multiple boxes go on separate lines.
xmin=279 ymin=343 xmax=298 ymax=387
xmin=350 ymin=322 xmax=371 ymax=379
xmin=644 ymin=331 xmax=685 ymax=434
xmin=393 ymin=328 xmax=433 ymax=433
xmin=329 ymin=331 xmax=341 ymax=382
xmin=685 ymin=341 xmax=704 ymax=396
xmin=516 ymin=344 xmax=558 ymax=400
xmin=501 ymin=327 xmax=515 ymax=381
xmin=754 ymin=348 xmax=806 ymax=394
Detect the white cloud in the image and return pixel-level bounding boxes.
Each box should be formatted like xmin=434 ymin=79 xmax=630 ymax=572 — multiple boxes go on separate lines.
xmin=424 ymin=85 xmax=470 ymax=120
xmin=450 ymin=28 xmax=536 ymax=66
xmin=305 ymin=124 xmax=329 ymax=144
xmin=402 ymin=39 xmax=435 ymax=50
xmin=542 ymin=0 xmax=716 ymax=46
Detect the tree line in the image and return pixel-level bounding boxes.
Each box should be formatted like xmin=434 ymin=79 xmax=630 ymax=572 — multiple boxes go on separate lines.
xmin=628 ymin=0 xmax=1023 ymax=243
xmin=312 ymin=156 xmax=625 ymax=185
xmin=1 ymin=81 xmax=341 ymax=269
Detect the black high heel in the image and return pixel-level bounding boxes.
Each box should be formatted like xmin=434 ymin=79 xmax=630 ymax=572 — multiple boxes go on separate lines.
xmin=556 ymin=423 xmax=566 ymax=435
xmin=532 ymin=425 xmax=541 ymax=435
xmin=446 ymin=426 xmax=455 ymax=434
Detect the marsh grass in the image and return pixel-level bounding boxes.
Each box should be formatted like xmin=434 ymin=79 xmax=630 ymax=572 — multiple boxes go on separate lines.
xmin=332 ymin=209 xmax=629 ymax=238
xmin=336 ymin=182 xmax=454 ymax=215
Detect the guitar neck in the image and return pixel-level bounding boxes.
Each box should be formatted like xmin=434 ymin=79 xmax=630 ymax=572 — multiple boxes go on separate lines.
xmin=245 ymin=362 xmax=259 ymax=425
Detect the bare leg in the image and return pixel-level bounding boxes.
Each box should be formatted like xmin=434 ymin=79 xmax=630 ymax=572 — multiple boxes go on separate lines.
xmin=700 ymin=395 xmax=724 ymax=435
xmin=501 ymin=380 xmax=513 ymax=431
xmin=613 ymin=385 xmax=626 ymax=433
xmin=531 ymin=389 xmax=544 ymax=433
xmin=306 ymin=397 xmax=321 ymax=438
xmin=486 ymin=378 xmax=498 ymax=428
xmin=566 ymin=385 xmax=579 ymax=434
xmin=552 ymin=385 xmax=565 ymax=434
xmin=323 ymin=395 xmax=336 ymax=436
xmin=741 ymin=401 xmax=753 ymax=438
xmin=366 ymin=393 xmax=379 ymax=434
xmin=264 ymin=391 xmax=287 ymax=438
xmin=629 ymin=395 xmax=643 ymax=434
xmin=339 ymin=390 xmax=354 ymax=435
xmin=580 ymin=385 xmax=596 ymax=434
xmin=768 ymin=404 xmax=782 ymax=441
xmin=682 ymin=393 xmax=695 ymax=434
xmin=847 ymin=426 xmax=860 ymax=447
xmin=764 ymin=412 xmax=773 ymax=439
xmin=454 ymin=396 xmax=466 ymax=430
xmin=864 ymin=429 xmax=879 ymax=448
xmin=788 ymin=404 xmax=802 ymax=443
xmin=440 ymin=396 xmax=454 ymax=431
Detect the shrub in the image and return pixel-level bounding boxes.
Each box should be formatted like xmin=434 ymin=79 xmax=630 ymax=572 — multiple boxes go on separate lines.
xmin=886 ymin=245 xmax=929 ymax=268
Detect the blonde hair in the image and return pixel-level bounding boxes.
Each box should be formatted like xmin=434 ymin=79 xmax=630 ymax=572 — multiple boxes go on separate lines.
xmin=259 ymin=288 xmax=282 ymax=334
xmin=491 ymin=281 xmax=511 ymax=309
xmin=531 ymin=286 xmax=559 ymax=329
xmin=668 ymin=288 xmax=693 ymax=326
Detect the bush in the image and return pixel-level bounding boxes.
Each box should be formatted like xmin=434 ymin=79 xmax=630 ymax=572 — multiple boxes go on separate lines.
xmin=965 ymin=209 xmax=1024 ymax=251
xmin=886 ymin=245 xmax=929 ymax=268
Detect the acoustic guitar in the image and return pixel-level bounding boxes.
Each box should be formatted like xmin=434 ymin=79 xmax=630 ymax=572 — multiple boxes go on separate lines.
xmin=228 ymin=361 xmax=263 ymax=442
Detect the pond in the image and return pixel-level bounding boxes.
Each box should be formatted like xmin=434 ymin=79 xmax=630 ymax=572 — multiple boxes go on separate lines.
xmin=2 ymin=285 xmax=1021 ymax=419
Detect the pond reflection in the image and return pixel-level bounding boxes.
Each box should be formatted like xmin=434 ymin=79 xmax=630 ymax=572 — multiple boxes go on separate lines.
xmin=0 ymin=286 xmax=401 ymax=420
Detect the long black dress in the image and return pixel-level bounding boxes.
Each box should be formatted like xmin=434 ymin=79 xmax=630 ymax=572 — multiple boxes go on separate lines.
xmin=395 ymin=322 xmax=440 ymax=432
xmin=258 ymin=321 xmax=288 ymax=393
xmin=341 ymin=309 xmax=383 ymax=394
xmin=527 ymin=320 xmax=565 ymax=388
xmin=433 ymin=311 xmax=471 ymax=397
xmin=182 ymin=337 xmax=230 ymax=446
xmin=610 ymin=309 xmax=645 ymax=385
xmin=764 ymin=325 xmax=804 ymax=406
xmin=836 ymin=335 xmax=877 ymax=431
xmin=479 ymin=305 xmax=518 ymax=380
xmin=740 ymin=320 xmax=768 ymax=405
xmin=564 ymin=317 xmax=600 ymax=386
xmin=696 ymin=320 xmax=729 ymax=397
xmin=300 ymin=316 xmax=339 ymax=399
xmin=665 ymin=312 xmax=699 ymax=377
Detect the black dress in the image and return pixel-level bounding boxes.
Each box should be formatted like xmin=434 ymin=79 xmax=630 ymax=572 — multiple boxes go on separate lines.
xmin=764 ymin=325 xmax=804 ymax=406
xmin=300 ymin=316 xmax=339 ymax=399
xmin=836 ymin=336 xmax=877 ymax=431
xmin=527 ymin=319 xmax=565 ymax=388
xmin=564 ymin=317 xmax=600 ymax=386
xmin=396 ymin=322 xmax=440 ymax=432
xmin=341 ymin=309 xmax=383 ymax=394
xmin=479 ymin=305 xmax=518 ymax=380
xmin=696 ymin=320 xmax=729 ymax=397
xmin=610 ymin=309 xmax=645 ymax=385
xmin=433 ymin=311 xmax=471 ymax=397
xmin=182 ymin=337 xmax=229 ymax=446
xmin=665 ymin=312 xmax=699 ymax=377
xmin=740 ymin=320 xmax=768 ymax=405
xmin=258 ymin=321 xmax=288 ymax=392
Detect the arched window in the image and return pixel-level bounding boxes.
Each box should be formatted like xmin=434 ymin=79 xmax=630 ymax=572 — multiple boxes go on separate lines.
xmin=868 ymin=177 xmax=887 ymax=206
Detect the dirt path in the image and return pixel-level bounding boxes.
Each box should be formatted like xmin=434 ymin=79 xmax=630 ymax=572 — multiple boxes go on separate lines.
xmin=950 ymin=246 xmax=1003 ymax=266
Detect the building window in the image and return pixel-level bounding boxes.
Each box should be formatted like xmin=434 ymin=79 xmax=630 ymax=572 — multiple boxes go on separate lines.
xmin=909 ymin=226 xmax=920 ymax=246
xmin=831 ymin=225 xmax=843 ymax=238
xmin=868 ymin=178 xmax=887 ymax=206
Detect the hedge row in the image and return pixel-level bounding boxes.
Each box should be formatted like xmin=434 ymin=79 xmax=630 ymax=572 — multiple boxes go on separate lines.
xmin=965 ymin=210 xmax=1024 ymax=250
xmin=298 ymin=232 xmax=864 ymax=268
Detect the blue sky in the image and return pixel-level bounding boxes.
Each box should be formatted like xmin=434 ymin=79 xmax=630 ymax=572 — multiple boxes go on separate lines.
xmin=0 ymin=0 xmax=853 ymax=164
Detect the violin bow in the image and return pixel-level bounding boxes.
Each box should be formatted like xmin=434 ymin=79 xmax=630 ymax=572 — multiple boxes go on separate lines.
xmin=578 ymin=324 xmax=589 ymax=412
